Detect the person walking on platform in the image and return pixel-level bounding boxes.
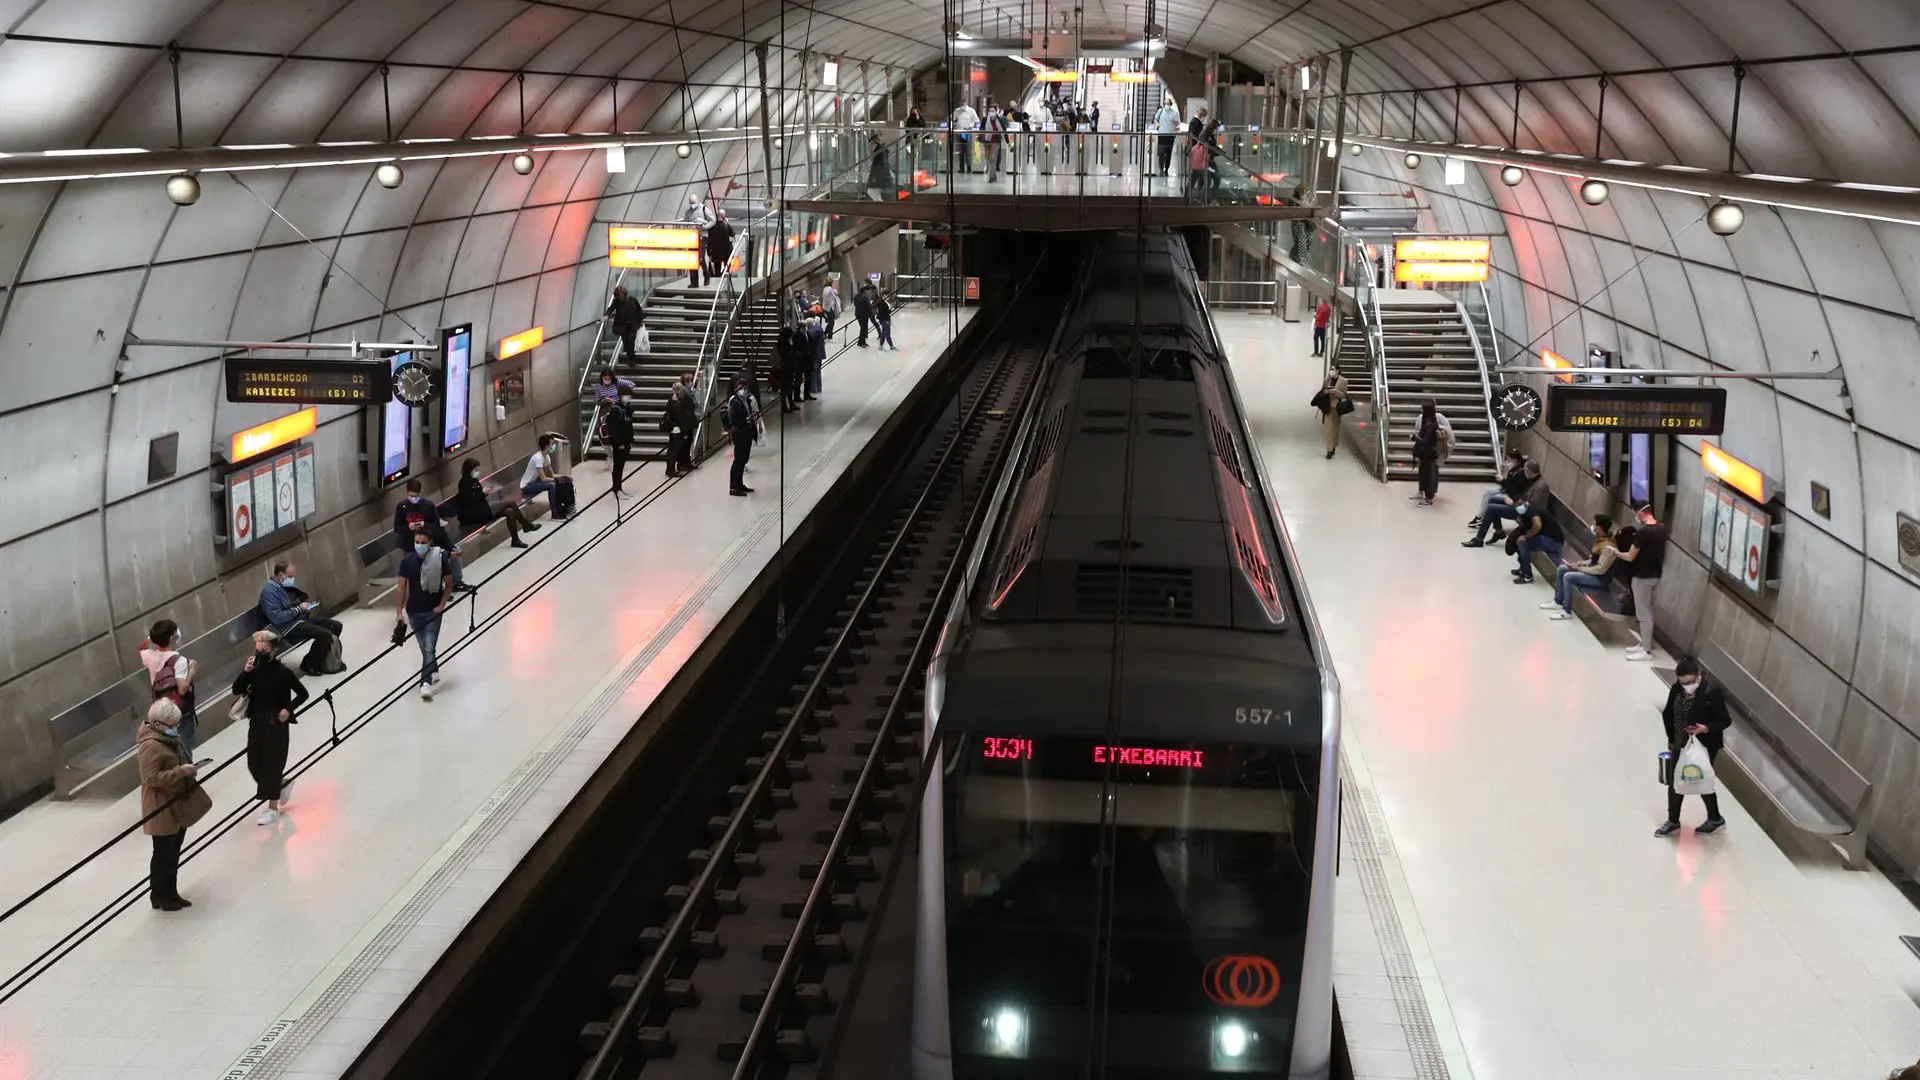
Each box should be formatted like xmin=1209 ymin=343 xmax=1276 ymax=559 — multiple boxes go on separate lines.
xmin=664 ymin=379 xmax=697 ymax=476
xmin=521 ymin=433 xmax=575 ymax=519
xmin=821 ymin=277 xmax=842 ymax=339
xmin=1309 ymin=372 xmax=1349 ymax=459
xmin=1312 ymin=298 xmax=1332 ymax=357
xmin=138 ymin=698 xmax=209 ymax=911
xmin=853 ymin=281 xmax=876 ymax=347
xmin=451 ymin=458 xmax=537 ymax=549
xmin=681 ymin=193 xmax=715 ymax=286
xmin=396 ymin=527 xmax=453 ymax=700
xmin=139 ymin=620 xmax=199 ymax=760
xmin=1614 ymin=500 xmax=1669 ymax=662
xmin=1154 ymin=98 xmax=1181 ymax=177
xmin=604 ymin=285 xmax=645 ymax=362
xmin=725 ymin=380 xmax=756 ymax=496
xmin=259 ymin=562 xmax=345 ymax=676
xmin=874 ymin=291 xmax=897 ymax=351
xmin=705 ymin=208 xmax=735 ymax=285
xmin=234 ymin=629 xmax=307 ymax=827
xmin=607 ymin=387 xmax=636 ymax=494
xmin=1655 ymin=657 xmax=1730 ymax=837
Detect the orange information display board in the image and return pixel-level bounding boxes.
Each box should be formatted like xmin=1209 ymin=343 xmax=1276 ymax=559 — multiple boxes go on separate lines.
xmin=1394 ymin=261 xmax=1489 ymax=283
xmin=964 ymin=277 xmax=981 ymax=300
xmin=498 ymin=325 xmax=545 ymax=360
xmin=230 ymin=407 xmax=317 ymax=462
xmin=1394 ymin=238 xmax=1491 ymax=263
xmin=610 ymin=248 xmax=700 ymax=270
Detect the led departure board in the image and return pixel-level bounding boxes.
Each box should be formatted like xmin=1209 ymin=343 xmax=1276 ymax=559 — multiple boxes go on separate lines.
xmin=225 ymin=358 xmax=392 ymax=405
xmin=1546 ymin=384 xmax=1726 ymax=435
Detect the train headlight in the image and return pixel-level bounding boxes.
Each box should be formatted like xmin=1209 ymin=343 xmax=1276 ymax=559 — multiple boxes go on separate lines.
xmin=1212 ymin=1020 xmax=1254 ymax=1068
xmin=986 ymin=1006 xmax=1028 ymax=1057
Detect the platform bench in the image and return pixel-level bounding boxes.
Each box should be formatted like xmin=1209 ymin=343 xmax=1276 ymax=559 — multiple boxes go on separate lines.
xmin=354 ymin=454 xmax=548 ymax=598
xmin=1527 ymin=494 xmax=1635 ymax=644
xmin=1695 ymin=642 xmax=1875 ymax=869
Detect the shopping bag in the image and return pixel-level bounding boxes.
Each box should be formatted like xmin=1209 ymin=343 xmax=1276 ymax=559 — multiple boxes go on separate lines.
xmin=1673 ymin=736 xmax=1717 ymax=795
xmin=637 ymin=324 xmax=651 ymax=355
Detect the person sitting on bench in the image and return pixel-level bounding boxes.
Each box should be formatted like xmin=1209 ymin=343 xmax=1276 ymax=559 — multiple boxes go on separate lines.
xmin=258 ymin=562 xmax=346 ymax=676
xmin=450 ymin=457 xmax=538 ymax=549
xmin=1464 ymin=457 xmax=1548 ymax=548
xmin=1509 ymin=500 xmax=1564 ymax=585
xmin=1541 ymin=514 xmax=1621 ymax=621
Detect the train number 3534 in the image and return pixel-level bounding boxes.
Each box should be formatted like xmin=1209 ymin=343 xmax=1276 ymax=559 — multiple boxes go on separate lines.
xmin=1235 ymin=707 xmax=1289 ymax=726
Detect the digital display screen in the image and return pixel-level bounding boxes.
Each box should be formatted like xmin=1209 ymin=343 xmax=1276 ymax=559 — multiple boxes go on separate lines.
xmin=978 ymin=737 xmax=1207 ymax=770
xmin=1629 ymin=433 xmax=1651 ymax=503
xmin=440 ymin=325 xmax=471 ymax=454
xmin=1546 ymin=385 xmax=1727 ymax=435
xmin=224 ymin=358 xmax=391 ymax=404
xmin=380 ymin=351 xmax=412 ymax=484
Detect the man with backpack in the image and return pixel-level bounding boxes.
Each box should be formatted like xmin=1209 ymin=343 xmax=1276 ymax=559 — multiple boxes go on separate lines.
xmin=139 ymin=620 xmax=200 ymax=759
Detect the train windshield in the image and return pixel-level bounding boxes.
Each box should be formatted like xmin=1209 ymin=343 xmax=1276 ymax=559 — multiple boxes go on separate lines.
xmin=943 ymin=734 xmax=1319 ymax=1077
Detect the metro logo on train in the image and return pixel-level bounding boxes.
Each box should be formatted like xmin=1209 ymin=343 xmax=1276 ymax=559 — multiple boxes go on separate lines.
xmin=1204 ymin=955 xmax=1283 ymax=1008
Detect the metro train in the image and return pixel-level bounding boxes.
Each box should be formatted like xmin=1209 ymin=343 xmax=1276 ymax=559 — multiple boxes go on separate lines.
xmin=915 ymin=230 xmax=1341 ymax=1080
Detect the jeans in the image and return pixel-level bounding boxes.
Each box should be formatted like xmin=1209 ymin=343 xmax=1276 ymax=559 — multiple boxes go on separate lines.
xmin=808 ymin=357 xmax=823 ymax=394
xmin=1631 ymin=576 xmax=1660 ymax=652
xmin=1667 ymin=743 xmax=1722 ymax=823
xmin=407 ymin=610 xmax=443 ymax=686
xmin=150 ymin=829 xmax=184 ymax=902
xmin=877 ymin=319 xmax=894 ymax=349
xmin=1470 ymin=499 xmax=1518 ymax=543
xmin=1312 ymin=325 xmax=1327 ymax=355
xmin=1514 ymin=533 xmax=1562 ymax=579
xmin=824 ymin=310 xmax=838 ymax=338
xmin=176 ymin=704 xmax=198 ymax=761
xmin=1554 ymin=568 xmax=1608 ymax=612
xmin=522 ymin=480 xmax=559 ymax=516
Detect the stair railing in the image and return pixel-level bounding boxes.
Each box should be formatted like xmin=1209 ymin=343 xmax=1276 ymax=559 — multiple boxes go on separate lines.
xmin=1454 ymin=282 xmax=1502 ymax=475
xmin=576 ymin=268 xmax=636 ymax=447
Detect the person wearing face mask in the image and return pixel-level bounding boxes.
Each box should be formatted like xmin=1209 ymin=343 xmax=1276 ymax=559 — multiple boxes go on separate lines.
xmin=393 ymin=479 xmax=473 ymax=593
xmin=724 ymin=379 xmax=756 ymax=496
xmin=137 ymin=698 xmax=210 ymax=911
xmin=606 ymin=387 xmax=636 ymax=495
xmin=396 ymin=527 xmax=454 ymax=700
xmin=450 ymin=457 xmax=537 ymax=549
xmin=138 ymin=619 xmax=199 ymax=759
xmin=233 ymin=630 xmax=308 ymax=826
xmin=259 ymin=562 xmax=345 ymax=676
xmin=1655 ymin=657 xmax=1731 ymax=837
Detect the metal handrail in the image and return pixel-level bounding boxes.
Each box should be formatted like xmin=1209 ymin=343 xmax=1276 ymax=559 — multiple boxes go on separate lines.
xmin=575 ymin=268 xmax=634 ymax=446
xmin=1454 ymin=284 xmax=1500 ymax=473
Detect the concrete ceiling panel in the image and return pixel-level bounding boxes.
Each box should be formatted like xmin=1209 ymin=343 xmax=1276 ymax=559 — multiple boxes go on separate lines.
xmin=20 ymin=177 xmax=173 ymax=282
xmin=0 ymin=269 xmax=144 ymax=410
xmin=543 ymin=18 xmax=655 ymax=79
xmin=487 ymin=275 xmax=537 ymax=345
xmin=1521 ymin=217 xmax=1576 ymax=301
xmin=0 ymin=40 xmax=150 ymax=153
xmin=1588 ymin=236 xmax=1656 ymax=335
xmin=102 ymin=362 xmax=219 ymax=504
xmin=386 ymin=218 xmax=470 ymax=310
xmin=1718 ymin=205 xmax=1813 ymax=293
xmin=302 ymin=0 xmax=449 ymax=56
xmin=0 ymin=185 xmax=57 ymax=286
xmin=1774 ymin=395 xmax=1866 ymax=552
xmin=94 ymin=53 xmax=282 ymax=152
xmin=227 ymin=242 xmax=334 ymax=343
xmin=529 ymin=148 xmax=590 ymax=205
xmin=401 ymin=70 xmax=515 ymax=140
xmin=262 ymin=165 xmax=371 ymax=247
xmin=1779 ymin=209 xmax=1910 ymax=315
xmin=0 ymin=515 xmax=111 ymax=678
xmin=154 ymin=171 xmax=290 ymax=263
xmin=527 ymin=77 xmax=605 ymax=136
xmin=1745 ymin=284 xmax=1845 ymax=412
xmin=318 ymin=65 xmax=442 ymax=144
xmin=0 ymin=394 xmax=113 ymax=542
xmin=420 ymin=155 xmax=501 ymax=220
xmin=1556 ymin=224 xmax=1609 ymax=306
xmin=1867 ymin=222 xmax=1920 ymax=325
xmin=379 ymin=302 xmax=446 ymax=344
xmin=16 ymin=0 xmax=207 ymax=42
xmin=103 ymin=474 xmax=226 ymax=628
xmin=1827 ymin=304 xmax=1920 ymax=448
xmin=1852 ymin=563 xmax=1920 ymax=734
xmin=221 ymin=60 xmax=375 ymax=147
xmin=391 ymin=0 xmax=533 ymax=67
xmin=1857 ymin=432 xmax=1920 ymax=575
xmin=179 ymin=0 xmax=354 ymax=53
xmin=1645 ymin=190 xmax=1737 ymax=272
xmin=499 ymin=204 xmax=564 ymax=283
xmin=125 ymin=251 xmax=252 ymax=379
xmin=314 ymin=228 xmax=410 ymax=328
xmin=465 ymin=4 xmax=592 ymax=71
xmin=545 ymin=197 xmax=598 ymax=272
xmin=448 ymin=212 xmax=517 ymax=295
xmin=1593 ymin=182 xmax=1672 ymax=254
xmin=1764 ymin=60 xmax=1920 ymax=186
xmin=345 ymin=158 xmax=442 ymax=233
xmin=1635 ymin=253 xmax=1708 ymax=358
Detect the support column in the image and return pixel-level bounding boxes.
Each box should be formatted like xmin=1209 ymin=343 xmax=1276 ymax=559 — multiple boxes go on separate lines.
xmin=1327 ymin=48 xmax=1352 ymax=219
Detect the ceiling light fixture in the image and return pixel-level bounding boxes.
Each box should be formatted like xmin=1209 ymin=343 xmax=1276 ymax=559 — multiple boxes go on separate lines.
xmin=374 ymin=162 xmax=404 ymax=189
xmin=1706 ymin=199 xmax=1745 ymax=235
xmin=1404 ymin=152 xmax=1421 ymax=169
xmin=512 ymin=152 xmax=535 ymax=174
xmin=165 ymin=173 xmax=200 ymax=206
xmin=1501 ymin=164 xmax=1524 ymax=186
xmin=1579 ymin=178 xmax=1610 ymax=205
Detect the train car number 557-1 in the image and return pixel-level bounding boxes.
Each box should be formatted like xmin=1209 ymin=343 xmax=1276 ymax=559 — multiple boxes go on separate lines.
xmin=1235 ymin=707 xmax=1288 ymax=725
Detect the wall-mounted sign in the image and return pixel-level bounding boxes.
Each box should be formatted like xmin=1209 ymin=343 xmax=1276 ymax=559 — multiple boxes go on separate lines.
xmin=228 ymin=471 xmax=255 ymax=549
xmin=497 ymin=326 xmax=545 ymax=361
xmin=608 ymin=225 xmax=701 ymax=250
xmin=1395 ymin=238 xmax=1490 ymax=263
xmin=1036 ymin=70 xmax=1079 ymax=82
xmin=230 ymin=407 xmax=318 ymax=463
xmin=1546 ymin=385 xmax=1727 ymax=435
xmin=1539 ymin=348 xmax=1577 ymax=383
xmin=1701 ymin=440 xmax=1765 ymax=503
xmin=440 ymin=324 xmax=472 ymax=454
xmin=1394 ymin=261 xmax=1489 ymax=283
xmin=1699 ymin=478 xmax=1770 ymax=596
xmin=964 ymin=276 xmax=981 ymax=300
xmin=1810 ymin=481 xmax=1831 ymax=520
xmin=225 ymin=357 xmax=391 ymax=405
xmin=1110 ymin=71 xmax=1150 ymax=84
xmin=610 ymin=247 xmax=701 ymax=270
xmin=226 ymin=441 xmax=319 ymax=552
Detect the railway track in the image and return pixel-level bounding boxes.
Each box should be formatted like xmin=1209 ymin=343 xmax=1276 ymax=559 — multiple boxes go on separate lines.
xmin=575 ymin=269 xmax=1062 ymax=1080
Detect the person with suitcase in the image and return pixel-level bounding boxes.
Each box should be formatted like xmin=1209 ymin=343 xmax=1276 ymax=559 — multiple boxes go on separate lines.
xmin=520 ymin=433 xmax=574 ymax=519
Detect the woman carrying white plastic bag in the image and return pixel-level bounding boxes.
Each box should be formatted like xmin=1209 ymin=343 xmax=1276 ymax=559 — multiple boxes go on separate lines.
xmin=1655 ymin=657 xmax=1732 ymax=838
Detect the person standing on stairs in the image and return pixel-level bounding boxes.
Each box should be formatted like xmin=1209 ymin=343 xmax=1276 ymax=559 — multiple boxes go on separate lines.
xmin=607 ymin=387 xmax=635 ymax=495
xmin=681 ymin=193 xmax=715 ymax=286
xmin=1312 ymin=298 xmax=1331 ymax=357
xmin=705 ymin=209 xmax=734 ymax=285
xmin=1411 ymin=400 xmax=1442 ymax=507
xmin=1310 ymin=371 xmax=1349 ymax=460
xmin=604 ymin=285 xmax=644 ymax=362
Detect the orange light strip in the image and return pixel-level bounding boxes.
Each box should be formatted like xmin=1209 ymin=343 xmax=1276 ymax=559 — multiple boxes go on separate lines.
xmin=1036 ymin=70 xmax=1079 ymax=82
xmin=1110 ymin=72 xmax=1150 ymax=84
xmin=610 ymin=247 xmax=699 ymax=270
xmin=1394 ymin=260 xmax=1489 ymax=283
xmin=231 ymin=407 xmax=317 ymax=462
xmin=1539 ymin=347 xmax=1576 ymax=383
xmin=1702 ymin=441 xmax=1766 ymax=504
xmin=498 ymin=325 xmax=546 ymax=360
xmin=1394 ymin=238 xmax=1491 ymax=262
xmin=607 ymin=225 xmax=701 ymax=250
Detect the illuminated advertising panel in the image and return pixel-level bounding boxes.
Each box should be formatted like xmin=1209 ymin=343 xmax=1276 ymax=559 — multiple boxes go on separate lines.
xmin=380 ymin=351 xmax=413 ymax=484
xmin=440 ymin=324 xmax=472 ymax=454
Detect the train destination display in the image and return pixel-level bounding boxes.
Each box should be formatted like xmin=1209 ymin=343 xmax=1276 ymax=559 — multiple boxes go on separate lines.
xmin=225 ymin=358 xmax=393 ymax=405
xmin=1546 ymin=384 xmax=1727 ymax=435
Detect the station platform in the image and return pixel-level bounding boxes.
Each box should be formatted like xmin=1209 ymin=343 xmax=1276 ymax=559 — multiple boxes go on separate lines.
xmin=0 ymin=307 xmax=972 ymax=1080
xmin=1219 ymin=311 xmax=1920 ymax=1080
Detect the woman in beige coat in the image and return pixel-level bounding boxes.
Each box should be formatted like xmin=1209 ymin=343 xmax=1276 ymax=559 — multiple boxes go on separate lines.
xmin=1313 ymin=372 xmax=1349 ymax=459
xmin=139 ymin=699 xmax=211 ymax=911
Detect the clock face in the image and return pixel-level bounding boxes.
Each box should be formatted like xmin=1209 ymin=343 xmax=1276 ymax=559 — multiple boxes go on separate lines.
xmin=1495 ymin=383 xmax=1542 ymax=432
xmin=391 ymin=361 xmax=438 ymax=406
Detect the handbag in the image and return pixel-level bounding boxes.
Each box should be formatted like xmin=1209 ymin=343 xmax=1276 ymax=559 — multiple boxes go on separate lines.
xmin=228 ymin=694 xmax=250 ymax=723
xmin=1336 ymin=397 xmax=1355 ymax=415
xmin=176 ymin=781 xmax=214 ymax=830
xmin=1673 ymin=736 xmax=1717 ymax=795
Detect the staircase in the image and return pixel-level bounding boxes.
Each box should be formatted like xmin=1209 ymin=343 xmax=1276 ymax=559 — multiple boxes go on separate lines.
xmin=578 ymin=281 xmax=732 ymax=461
xmin=1373 ymin=297 xmax=1499 ymax=483
xmin=1330 ymin=312 xmax=1374 ymax=401
xmin=716 ymin=292 xmax=783 ymax=401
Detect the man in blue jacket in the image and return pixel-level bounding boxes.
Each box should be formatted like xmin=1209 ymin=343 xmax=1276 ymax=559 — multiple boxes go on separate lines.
xmin=258 ymin=561 xmax=344 ymax=676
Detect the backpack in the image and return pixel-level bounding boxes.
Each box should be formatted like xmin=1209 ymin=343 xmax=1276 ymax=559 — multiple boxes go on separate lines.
xmin=149 ymin=652 xmax=182 ymax=703
xmin=1435 ymin=413 xmax=1456 ymax=459
xmin=1189 ymin=142 xmax=1210 ymax=171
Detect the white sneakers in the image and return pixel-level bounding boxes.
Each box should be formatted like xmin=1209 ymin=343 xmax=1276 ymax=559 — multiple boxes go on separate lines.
xmin=421 ymin=681 xmax=435 ymax=701
xmin=1539 ymin=601 xmax=1560 ymax=609
xmin=1548 ymin=611 xmax=1572 ymax=621
xmin=1624 ymin=646 xmax=1652 ymax=661
xmin=256 ymin=808 xmax=279 ymax=827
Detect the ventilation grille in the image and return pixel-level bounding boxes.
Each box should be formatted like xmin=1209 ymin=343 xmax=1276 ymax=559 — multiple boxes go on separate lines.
xmin=1207 ymin=409 xmax=1247 ymax=486
xmin=989 ymin=524 xmax=1038 ymax=607
xmin=1234 ymin=527 xmax=1281 ymax=610
xmin=1074 ymin=564 xmax=1195 ymax=620
xmin=1027 ymin=407 xmax=1065 ymax=476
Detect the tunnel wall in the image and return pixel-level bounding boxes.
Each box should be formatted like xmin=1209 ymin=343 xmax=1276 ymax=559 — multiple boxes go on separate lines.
xmin=1342 ymin=145 xmax=1920 ymax=874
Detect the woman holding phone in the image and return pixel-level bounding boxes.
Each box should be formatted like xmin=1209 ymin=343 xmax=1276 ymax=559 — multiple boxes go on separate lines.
xmin=138 ymin=698 xmax=211 ymax=910
xmin=233 ymin=629 xmax=308 ymax=827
